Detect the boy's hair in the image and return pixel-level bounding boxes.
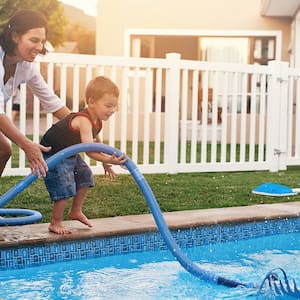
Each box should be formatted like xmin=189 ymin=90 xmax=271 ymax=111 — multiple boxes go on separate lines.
xmin=0 ymin=9 xmax=48 ymax=55
xmin=85 ymin=76 xmax=119 ymax=104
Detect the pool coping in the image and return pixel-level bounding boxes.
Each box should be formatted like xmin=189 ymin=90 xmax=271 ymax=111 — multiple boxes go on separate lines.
xmin=0 ymin=201 xmax=300 ymax=248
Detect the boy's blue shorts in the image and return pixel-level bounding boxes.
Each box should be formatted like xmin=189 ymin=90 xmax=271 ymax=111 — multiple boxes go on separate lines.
xmin=43 ymin=154 xmax=94 ymax=201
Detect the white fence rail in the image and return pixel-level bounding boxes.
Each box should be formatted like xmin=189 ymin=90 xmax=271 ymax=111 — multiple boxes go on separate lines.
xmin=3 ymin=53 xmax=300 ymax=176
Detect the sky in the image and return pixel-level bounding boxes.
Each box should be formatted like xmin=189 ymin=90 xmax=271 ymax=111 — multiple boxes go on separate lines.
xmin=58 ymin=0 xmax=97 ymax=16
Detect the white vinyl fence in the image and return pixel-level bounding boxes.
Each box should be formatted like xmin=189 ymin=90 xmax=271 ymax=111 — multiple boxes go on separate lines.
xmin=3 ymin=53 xmax=300 ymax=176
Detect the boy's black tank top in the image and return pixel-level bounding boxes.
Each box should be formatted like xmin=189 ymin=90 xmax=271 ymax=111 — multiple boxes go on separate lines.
xmin=40 ymin=108 xmax=102 ymax=155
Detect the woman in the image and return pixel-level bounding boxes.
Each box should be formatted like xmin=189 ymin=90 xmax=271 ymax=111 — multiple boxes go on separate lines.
xmin=0 ymin=9 xmax=70 ymax=177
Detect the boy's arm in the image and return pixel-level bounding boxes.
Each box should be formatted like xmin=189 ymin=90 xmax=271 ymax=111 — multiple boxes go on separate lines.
xmin=75 ymin=116 xmax=127 ymax=165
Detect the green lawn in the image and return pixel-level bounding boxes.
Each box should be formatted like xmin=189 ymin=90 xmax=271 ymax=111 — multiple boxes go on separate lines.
xmin=1 ymin=166 xmax=300 ymax=224
xmin=4 ymin=137 xmax=300 ymax=223
xmin=10 ymin=140 xmax=263 ymax=167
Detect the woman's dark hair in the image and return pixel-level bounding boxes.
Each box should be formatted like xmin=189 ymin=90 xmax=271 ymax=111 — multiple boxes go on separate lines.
xmin=0 ymin=9 xmax=48 ymax=55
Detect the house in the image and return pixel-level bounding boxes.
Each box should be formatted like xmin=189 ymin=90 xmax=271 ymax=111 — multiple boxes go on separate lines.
xmin=95 ymin=0 xmax=298 ymax=127
xmin=96 ymin=0 xmax=294 ymax=65
xmin=261 ymin=0 xmax=300 ymax=68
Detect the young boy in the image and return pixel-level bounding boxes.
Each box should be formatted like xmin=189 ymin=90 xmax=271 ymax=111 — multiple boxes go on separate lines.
xmin=40 ymin=76 xmax=127 ymax=235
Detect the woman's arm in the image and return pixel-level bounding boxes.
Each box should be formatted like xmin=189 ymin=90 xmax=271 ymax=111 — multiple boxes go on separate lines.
xmin=24 ymin=63 xmax=68 ymax=114
xmin=0 ymin=114 xmax=50 ymax=176
xmin=52 ymin=106 xmax=71 ymax=120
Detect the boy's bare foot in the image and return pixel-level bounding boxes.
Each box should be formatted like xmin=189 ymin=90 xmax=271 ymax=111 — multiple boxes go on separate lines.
xmin=68 ymin=211 xmax=93 ymax=228
xmin=48 ymin=223 xmax=72 ymax=235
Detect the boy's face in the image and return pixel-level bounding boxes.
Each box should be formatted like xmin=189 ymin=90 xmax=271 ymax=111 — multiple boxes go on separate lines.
xmin=91 ymin=93 xmax=118 ymax=121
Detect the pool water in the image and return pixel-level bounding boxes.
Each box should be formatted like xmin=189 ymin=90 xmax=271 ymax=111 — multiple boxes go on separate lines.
xmin=0 ymin=232 xmax=300 ymax=299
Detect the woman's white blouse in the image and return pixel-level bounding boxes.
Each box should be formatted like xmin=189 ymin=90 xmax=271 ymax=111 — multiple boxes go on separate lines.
xmin=0 ymin=46 xmax=63 ymax=114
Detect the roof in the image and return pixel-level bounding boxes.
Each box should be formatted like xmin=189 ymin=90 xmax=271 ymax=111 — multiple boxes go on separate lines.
xmin=261 ymin=0 xmax=300 ymax=17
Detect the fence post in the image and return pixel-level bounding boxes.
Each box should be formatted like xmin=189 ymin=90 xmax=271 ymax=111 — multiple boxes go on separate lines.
xmin=267 ymin=60 xmax=289 ymax=172
xmin=164 ymin=53 xmax=181 ymax=174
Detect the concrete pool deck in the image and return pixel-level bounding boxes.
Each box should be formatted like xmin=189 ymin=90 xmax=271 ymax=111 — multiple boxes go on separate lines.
xmin=0 ymin=201 xmax=300 ymax=248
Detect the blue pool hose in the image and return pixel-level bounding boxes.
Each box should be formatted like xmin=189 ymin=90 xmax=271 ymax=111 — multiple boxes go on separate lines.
xmin=0 ymin=143 xmax=250 ymax=288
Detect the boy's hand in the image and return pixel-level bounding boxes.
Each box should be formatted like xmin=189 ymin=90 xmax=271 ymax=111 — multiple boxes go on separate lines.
xmin=102 ymin=163 xmax=117 ymax=179
xmin=102 ymin=152 xmax=128 ymax=179
xmin=109 ymin=152 xmax=128 ymax=165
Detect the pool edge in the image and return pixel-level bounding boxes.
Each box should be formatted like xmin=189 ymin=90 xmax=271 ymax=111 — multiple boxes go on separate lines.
xmin=0 ymin=201 xmax=299 ymax=248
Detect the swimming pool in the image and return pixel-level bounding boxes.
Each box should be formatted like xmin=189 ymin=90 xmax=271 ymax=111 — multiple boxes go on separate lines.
xmin=0 ymin=216 xmax=300 ymax=299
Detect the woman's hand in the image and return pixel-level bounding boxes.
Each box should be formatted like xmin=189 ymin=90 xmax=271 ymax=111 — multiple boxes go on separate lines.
xmin=23 ymin=142 xmax=51 ymax=177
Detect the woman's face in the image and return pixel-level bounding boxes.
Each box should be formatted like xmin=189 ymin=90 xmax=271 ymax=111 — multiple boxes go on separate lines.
xmin=12 ymin=27 xmax=46 ymax=62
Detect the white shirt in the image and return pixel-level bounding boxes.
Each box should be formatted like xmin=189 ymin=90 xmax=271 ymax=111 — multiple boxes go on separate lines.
xmin=0 ymin=46 xmax=64 ymax=114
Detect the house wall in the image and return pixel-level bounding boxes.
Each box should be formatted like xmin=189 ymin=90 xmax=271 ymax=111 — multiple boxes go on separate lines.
xmin=291 ymin=8 xmax=300 ymax=67
xmin=96 ymin=0 xmax=291 ymax=61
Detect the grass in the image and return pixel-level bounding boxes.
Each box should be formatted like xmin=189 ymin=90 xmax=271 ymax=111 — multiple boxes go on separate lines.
xmin=10 ymin=141 xmax=263 ymax=167
xmin=1 ymin=166 xmax=300 ymax=224
xmin=5 ymin=136 xmax=300 ymax=223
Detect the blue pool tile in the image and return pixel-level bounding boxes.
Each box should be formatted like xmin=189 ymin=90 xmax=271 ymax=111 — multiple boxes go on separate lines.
xmin=0 ymin=217 xmax=300 ymax=271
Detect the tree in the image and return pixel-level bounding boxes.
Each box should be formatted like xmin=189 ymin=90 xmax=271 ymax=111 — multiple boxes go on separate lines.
xmin=66 ymin=23 xmax=95 ymax=55
xmin=0 ymin=0 xmax=68 ymax=48
xmin=77 ymin=31 xmax=95 ymax=55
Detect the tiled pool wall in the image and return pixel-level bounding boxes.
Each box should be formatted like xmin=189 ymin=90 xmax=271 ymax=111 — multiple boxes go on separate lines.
xmin=1 ymin=217 xmax=300 ymax=271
